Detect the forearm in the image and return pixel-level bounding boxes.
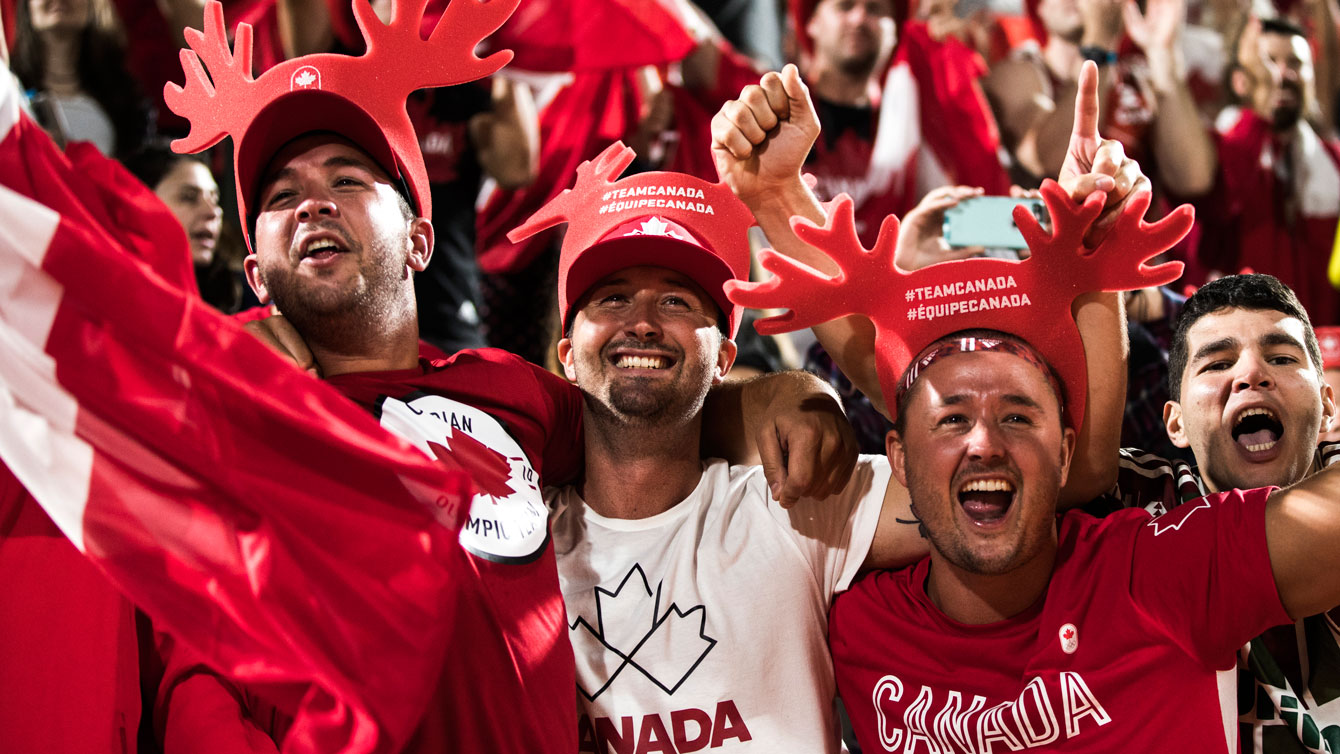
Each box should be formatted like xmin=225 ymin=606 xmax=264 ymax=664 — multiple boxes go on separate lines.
xmin=1059 ymin=291 xmax=1126 ymax=507
xmin=701 ymin=369 xmax=836 ymax=462
xmin=746 ymin=180 xmax=888 ymax=416
xmin=277 ymin=0 xmax=334 ymax=58
xmin=1146 ymin=49 xmax=1217 ymax=197
xmin=1266 ymin=464 xmax=1340 ymax=619
xmin=1312 ymin=0 xmax=1340 ymax=138
xmin=474 ymin=77 xmax=539 ymax=189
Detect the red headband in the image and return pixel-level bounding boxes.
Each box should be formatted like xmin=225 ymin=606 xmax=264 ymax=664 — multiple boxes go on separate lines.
xmin=725 ymin=180 xmax=1192 ymax=429
xmin=165 ymin=0 xmax=518 ymax=251
xmin=507 ymin=142 xmax=755 ymax=338
xmin=898 ymin=335 xmax=1063 ymax=413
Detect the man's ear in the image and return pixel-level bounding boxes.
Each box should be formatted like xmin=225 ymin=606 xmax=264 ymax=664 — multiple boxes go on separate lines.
xmin=407 ymin=217 xmax=434 ymax=273
xmin=242 ymin=254 xmax=271 ymax=304
xmin=556 ymin=336 xmax=578 ymax=383
xmin=886 ymin=429 xmax=909 ymax=488
xmin=1321 ymin=379 xmax=1337 ymax=432
xmin=713 ymin=337 xmax=739 ymax=384
xmin=1057 ymin=425 xmax=1077 ymax=488
xmin=1164 ymin=401 xmax=1191 ymax=448
xmin=1230 ymin=67 xmax=1252 ymax=100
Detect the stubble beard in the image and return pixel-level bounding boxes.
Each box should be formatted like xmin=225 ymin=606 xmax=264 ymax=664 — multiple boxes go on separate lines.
xmin=261 ymin=233 xmax=410 ymax=348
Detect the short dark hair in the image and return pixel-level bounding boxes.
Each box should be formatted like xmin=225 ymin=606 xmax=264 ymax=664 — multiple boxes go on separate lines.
xmin=124 ymin=140 xmax=210 ymax=191
xmin=1167 ymin=274 xmax=1322 ymax=398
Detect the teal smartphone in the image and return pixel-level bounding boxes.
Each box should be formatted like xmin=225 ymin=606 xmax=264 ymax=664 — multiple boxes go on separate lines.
xmin=942 ymin=196 xmax=1048 ymax=250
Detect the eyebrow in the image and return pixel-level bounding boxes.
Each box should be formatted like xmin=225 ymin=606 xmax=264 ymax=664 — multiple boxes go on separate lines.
xmin=260 ymin=156 xmax=379 ymax=193
xmin=1259 ymin=332 xmax=1307 ymax=352
xmin=937 ymin=393 xmax=1044 ymax=410
xmin=1191 ymin=336 xmax=1240 ymax=362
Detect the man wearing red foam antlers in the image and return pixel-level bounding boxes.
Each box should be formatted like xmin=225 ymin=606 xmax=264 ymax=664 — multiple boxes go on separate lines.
xmin=149 ymin=2 xmax=861 ymax=752
xmin=508 ymin=142 xmax=925 ymax=753
xmin=718 ymin=63 xmax=1340 ymax=752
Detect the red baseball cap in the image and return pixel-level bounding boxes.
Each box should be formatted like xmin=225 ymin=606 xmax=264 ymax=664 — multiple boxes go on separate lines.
xmin=509 ymin=142 xmax=756 ymax=339
xmin=560 ymin=216 xmax=743 ymax=333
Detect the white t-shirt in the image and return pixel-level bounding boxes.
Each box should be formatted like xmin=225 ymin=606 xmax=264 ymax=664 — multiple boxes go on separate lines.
xmin=549 ymin=455 xmax=891 ymax=753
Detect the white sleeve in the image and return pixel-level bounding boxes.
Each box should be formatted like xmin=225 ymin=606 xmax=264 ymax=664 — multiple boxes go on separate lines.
xmin=766 ymin=454 xmax=892 ymax=601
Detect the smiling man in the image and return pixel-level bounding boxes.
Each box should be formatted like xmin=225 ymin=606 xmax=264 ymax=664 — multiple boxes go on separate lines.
xmin=511 ymin=151 xmax=923 ymax=752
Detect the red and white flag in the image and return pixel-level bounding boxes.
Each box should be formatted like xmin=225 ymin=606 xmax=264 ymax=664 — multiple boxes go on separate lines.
xmin=0 ymin=74 xmax=478 ymax=753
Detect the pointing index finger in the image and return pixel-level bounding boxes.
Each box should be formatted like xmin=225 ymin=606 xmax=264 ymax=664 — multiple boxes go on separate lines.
xmin=1071 ymin=60 xmax=1101 ymax=142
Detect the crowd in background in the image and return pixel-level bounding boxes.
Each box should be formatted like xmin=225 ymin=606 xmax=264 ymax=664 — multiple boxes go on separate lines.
xmin=5 ymin=0 xmax=1339 ymax=480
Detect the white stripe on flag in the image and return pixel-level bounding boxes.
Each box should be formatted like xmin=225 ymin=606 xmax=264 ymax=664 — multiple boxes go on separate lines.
xmin=0 ymin=184 xmax=93 ymax=550
xmin=0 ymin=68 xmax=19 ymax=144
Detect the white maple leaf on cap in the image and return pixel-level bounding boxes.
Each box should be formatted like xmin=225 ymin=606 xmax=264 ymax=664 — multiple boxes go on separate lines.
xmin=294 ymin=69 xmax=317 ymax=88
xmin=626 ymin=216 xmax=685 ymax=240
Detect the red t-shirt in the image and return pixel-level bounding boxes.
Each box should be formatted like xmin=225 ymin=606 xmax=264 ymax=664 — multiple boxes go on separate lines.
xmin=831 ymin=488 xmax=1290 ymax=752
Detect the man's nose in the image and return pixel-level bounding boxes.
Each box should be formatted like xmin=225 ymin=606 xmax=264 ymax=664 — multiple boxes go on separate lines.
xmin=623 ymin=298 xmax=663 ymax=340
xmin=965 ymin=420 xmax=1005 ymax=462
xmin=296 ymin=192 xmax=338 ymax=222
xmin=1233 ymin=356 xmax=1274 ymax=392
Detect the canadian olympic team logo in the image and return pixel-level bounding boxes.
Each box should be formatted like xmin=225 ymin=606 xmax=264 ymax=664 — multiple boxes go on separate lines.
xmin=1059 ymin=623 xmax=1079 ymax=654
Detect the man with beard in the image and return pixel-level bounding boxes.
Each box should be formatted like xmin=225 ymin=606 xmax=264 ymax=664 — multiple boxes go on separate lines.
xmin=1085 ymin=272 xmax=1340 ymax=753
xmin=1195 ymin=17 xmax=1340 ymax=325
xmin=521 ymin=153 xmax=920 ymax=751
xmin=787 ymin=0 xmax=919 ymax=244
xmin=151 ymin=3 xmax=856 ymax=751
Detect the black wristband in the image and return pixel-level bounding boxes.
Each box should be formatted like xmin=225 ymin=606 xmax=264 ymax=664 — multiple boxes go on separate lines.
xmin=1079 ymin=46 xmax=1118 ymax=65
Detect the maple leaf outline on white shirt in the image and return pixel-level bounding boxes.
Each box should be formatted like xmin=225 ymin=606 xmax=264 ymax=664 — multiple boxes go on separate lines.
xmin=569 ymin=563 xmax=717 ymax=700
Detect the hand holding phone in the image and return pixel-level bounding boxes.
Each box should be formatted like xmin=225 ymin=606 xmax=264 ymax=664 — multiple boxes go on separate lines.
xmin=942 ymin=196 xmax=1049 ymax=251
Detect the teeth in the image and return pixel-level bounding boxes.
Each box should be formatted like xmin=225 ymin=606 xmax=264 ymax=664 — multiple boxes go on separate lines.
xmin=961 ymin=479 xmax=1014 ymax=493
xmin=1245 ymin=440 xmax=1278 ymax=452
xmin=1236 ymin=407 xmax=1277 ymax=424
xmin=305 ymin=239 xmax=339 ymax=254
xmin=616 ymin=355 xmax=668 ymax=370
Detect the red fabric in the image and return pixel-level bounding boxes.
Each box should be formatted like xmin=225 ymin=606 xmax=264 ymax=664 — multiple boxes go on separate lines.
xmin=491 ymin=0 xmax=695 ymax=72
xmin=831 ymin=489 xmax=1290 ymax=751
xmin=896 ymin=22 xmax=1009 ymax=195
xmin=1196 ymin=111 xmax=1340 ymax=325
xmin=157 ymin=351 xmax=584 ymax=752
xmin=0 ymin=463 xmax=145 ymax=754
xmin=1 ymin=100 xmax=481 ymax=753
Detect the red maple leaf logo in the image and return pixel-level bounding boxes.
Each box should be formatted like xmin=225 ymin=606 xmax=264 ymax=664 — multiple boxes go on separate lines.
xmin=426 ymin=433 xmax=518 ymax=499
xmin=1063 ymin=628 xmax=1075 ymax=640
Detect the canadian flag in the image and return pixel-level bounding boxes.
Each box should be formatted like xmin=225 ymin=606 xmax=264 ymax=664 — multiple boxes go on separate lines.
xmin=0 ymin=73 xmax=477 ymax=752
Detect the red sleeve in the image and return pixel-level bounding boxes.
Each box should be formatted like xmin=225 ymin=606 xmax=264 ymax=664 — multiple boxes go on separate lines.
xmin=527 ymin=362 xmax=583 ymax=487
xmin=1128 ymin=487 xmax=1291 ymax=668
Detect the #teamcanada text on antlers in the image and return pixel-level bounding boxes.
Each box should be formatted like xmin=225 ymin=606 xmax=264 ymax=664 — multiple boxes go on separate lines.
xmin=726 ymin=180 xmax=1192 ymax=430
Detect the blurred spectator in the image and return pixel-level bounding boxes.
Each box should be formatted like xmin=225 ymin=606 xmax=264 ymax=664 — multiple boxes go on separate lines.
xmin=1196 ymin=16 xmax=1340 ymax=323
xmin=983 ymin=0 xmax=1215 ymax=198
xmin=1123 ymin=285 xmax=1196 ymax=461
xmin=11 ymin=0 xmax=149 ymax=158
xmin=125 ymin=142 xmax=250 ymax=313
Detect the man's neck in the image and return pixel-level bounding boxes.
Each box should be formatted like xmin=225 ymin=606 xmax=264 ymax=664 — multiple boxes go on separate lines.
xmin=579 ymin=408 xmax=705 ymax=520
xmin=924 ymin=541 xmax=1058 ymax=625
xmin=302 ymin=304 xmax=422 ymax=378
xmin=804 ymin=62 xmax=878 ymax=107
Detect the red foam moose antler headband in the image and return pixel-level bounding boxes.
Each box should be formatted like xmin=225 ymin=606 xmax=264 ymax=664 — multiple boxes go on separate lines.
xmin=726 ymin=182 xmax=1193 ymax=430
xmin=165 ymin=0 xmax=518 ymax=250
xmin=508 ymin=141 xmax=756 ymax=338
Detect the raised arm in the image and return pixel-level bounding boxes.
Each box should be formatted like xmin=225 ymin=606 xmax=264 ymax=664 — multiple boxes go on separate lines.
xmin=710 ymin=64 xmax=886 ymax=416
xmin=1265 ymin=464 xmax=1340 ymax=618
xmin=1125 ymin=0 xmax=1218 ymax=197
xmin=470 ymin=77 xmax=539 ymax=190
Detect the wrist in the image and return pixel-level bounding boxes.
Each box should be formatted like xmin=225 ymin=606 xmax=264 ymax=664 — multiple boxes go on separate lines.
xmin=1078 ymin=45 xmax=1119 ymax=65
